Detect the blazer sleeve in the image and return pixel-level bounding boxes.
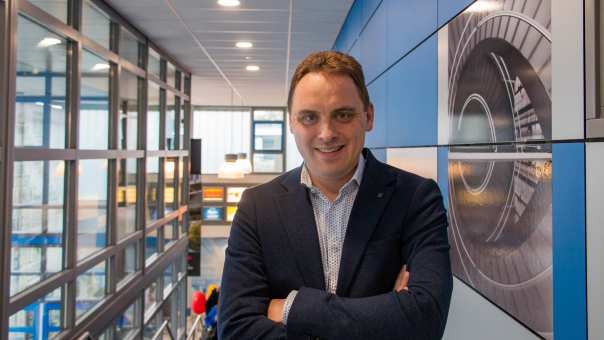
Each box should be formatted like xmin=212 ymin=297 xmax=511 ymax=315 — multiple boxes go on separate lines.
xmin=286 ymin=179 xmax=453 ymax=340
xmin=218 ymin=190 xmax=287 ymax=340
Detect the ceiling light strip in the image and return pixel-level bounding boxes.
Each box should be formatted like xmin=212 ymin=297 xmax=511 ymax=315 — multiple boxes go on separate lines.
xmin=165 ymin=0 xmax=245 ymax=103
xmin=284 ymin=0 xmax=293 ymax=103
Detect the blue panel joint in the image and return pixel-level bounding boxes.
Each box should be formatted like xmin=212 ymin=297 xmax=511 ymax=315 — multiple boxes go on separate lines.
xmin=552 ymin=143 xmax=587 ymax=340
xmin=437 ymin=147 xmax=448 ymax=211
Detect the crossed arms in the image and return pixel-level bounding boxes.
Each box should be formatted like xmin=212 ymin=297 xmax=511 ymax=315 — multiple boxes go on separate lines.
xmin=218 ymin=179 xmax=452 ymax=340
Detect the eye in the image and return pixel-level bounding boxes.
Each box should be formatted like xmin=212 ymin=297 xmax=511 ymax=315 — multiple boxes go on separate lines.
xmin=297 ymin=112 xmax=317 ymax=125
xmin=334 ymin=111 xmax=355 ymax=123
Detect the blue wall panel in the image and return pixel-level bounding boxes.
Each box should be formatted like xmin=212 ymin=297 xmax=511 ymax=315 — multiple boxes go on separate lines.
xmin=437 ymin=0 xmax=474 ymax=27
xmin=361 ymin=0 xmax=382 ymax=30
xmin=334 ymin=0 xmax=362 ymax=52
xmin=360 ymin=2 xmax=387 ymax=82
xmin=366 ymin=76 xmax=387 ymax=148
xmin=436 ymin=147 xmax=448 ymax=210
xmin=370 ymin=148 xmax=387 ymax=163
xmin=552 ymin=143 xmax=587 ymax=340
xmin=386 ymin=0 xmax=437 ymax=67
xmin=385 ymin=35 xmax=437 ymax=147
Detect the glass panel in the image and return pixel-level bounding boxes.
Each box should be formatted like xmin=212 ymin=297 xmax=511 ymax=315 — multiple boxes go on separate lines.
xmin=82 ymin=0 xmax=110 ymax=50
xmin=147 ymin=82 xmax=160 ymax=150
xmin=180 ymin=101 xmax=188 ymax=150
xmin=29 ymin=0 xmax=68 ymax=23
xmin=143 ymin=312 xmax=161 ymax=340
xmin=145 ymin=228 xmax=159 ymax=265
xmin=164 ymin=158 xmax=177 ymax=213
xmin=253 ymin=109 xmax=284 ymax=121
xmin=11 ymin=161 xmax=65 ymax=296
xmin=178 ymin=282 xmax=186 ymax=335
xmin=78 ymin=159 xmax=108 ymax=261
xmin=116 ymin=242 xmax=139 ymax=288
xmin=15 ymin=16 xmax=67 ymax=148
xmin=179 ymin=158 xmax=186 ymax=206
xmin=184 ymin=75 xmax=191 ymax=95
xmin=120 ymin=27 xmax=140 ymax=66
xmin=76 ymin=261 xmax=107 ymax=321
xmin=148 ymin=48 xmax=161 ymax=78
xmin=144 ymin=279 xmax=159 ymax=316
xmin=115 ymin=298 xmax=141 ymax=339
xmin=164 ymin=221 xmax=176 ymax=247
xmin=9 ymin=287 xmax=63 ymax=339
xmin=80 ymin=50 xmax=110 ymax=149
xmin=117 ymin=158 xmax=137 ymax=240
xmin=119 ymin=70 xmax=139 ymax=150
xmin=254 ymin=123 xmax=282 ymax=151
xmin=163 ymin=263 xmax=174 ymax=296
xmin=253 ymin=153 xmax=283 ymax=173
xmin=146 ymin=157 xmax=160 ymax=223
xmin=166 ymin=62 xmax=176 ymax=88
xmin=166 ymin=95 xmax=176 ymax=150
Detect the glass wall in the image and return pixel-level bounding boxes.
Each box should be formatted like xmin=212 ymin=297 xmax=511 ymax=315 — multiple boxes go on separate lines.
xmin=2 ymin=1 xmax=192 ymax=338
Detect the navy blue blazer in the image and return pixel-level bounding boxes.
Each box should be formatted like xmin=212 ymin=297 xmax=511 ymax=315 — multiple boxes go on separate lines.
xmin=218 ymin=149 xmax=452 ymax=340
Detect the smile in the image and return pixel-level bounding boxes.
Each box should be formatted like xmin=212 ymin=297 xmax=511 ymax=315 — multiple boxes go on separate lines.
xmin=315 ymin=145 xmax=344 ymax=153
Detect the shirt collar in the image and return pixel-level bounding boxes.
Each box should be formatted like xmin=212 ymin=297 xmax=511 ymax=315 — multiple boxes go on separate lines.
xmin=300 ymin=153 xmax=366 ymax=191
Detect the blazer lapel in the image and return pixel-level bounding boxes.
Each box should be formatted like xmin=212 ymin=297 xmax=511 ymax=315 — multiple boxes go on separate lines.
xmin=336 ymin=150 xmax=396 ymax=296
xmin=276 ymin=168 xmax=326 ymax=290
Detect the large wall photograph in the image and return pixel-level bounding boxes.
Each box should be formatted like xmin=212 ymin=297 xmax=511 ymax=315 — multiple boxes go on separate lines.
xmin=439 ymin=1 xmax=553 ymax=339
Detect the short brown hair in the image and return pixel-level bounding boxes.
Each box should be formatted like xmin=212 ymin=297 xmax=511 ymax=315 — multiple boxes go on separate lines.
xmin=287 ymin=51 xmax=370 ymax=111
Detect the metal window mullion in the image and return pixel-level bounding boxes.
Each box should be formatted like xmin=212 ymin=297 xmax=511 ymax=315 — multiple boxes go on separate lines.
xmin=0 ymin=1 xmax=17 ymax=338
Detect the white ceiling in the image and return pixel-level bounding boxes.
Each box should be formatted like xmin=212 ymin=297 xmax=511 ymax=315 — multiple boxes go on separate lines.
xmin=104 ymin=0 xmax=354 ymax=106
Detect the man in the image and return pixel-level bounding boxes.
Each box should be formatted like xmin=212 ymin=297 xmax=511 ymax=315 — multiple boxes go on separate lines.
xmin=218 ymin=51 xmax=452 ymax=340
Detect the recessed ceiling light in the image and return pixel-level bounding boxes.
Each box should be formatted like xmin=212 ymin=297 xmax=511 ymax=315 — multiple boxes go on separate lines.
xmin=236 ymin=41 xmax=253 ymax=49
xmin=91 ymin=63 xmax=110 ymax=71
xmin=37 ymin=37 xmax=61 ymax=48
xmin=244 ymin=56 xmax=252 ymax=60
xmin=218 ymin=0 xmax=240 ymax=7
xmin=246 ymin=65 xmax=259 ymax=71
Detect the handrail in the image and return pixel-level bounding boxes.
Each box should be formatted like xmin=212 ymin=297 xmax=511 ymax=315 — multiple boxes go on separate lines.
xmin=186 ymin=314 xmax=204 ymax=340
xmin=152 ymin=319 xmax=176 ymax=340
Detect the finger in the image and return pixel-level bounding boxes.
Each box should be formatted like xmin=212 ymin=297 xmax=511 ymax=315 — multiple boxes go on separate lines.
xmin=402 ymin=270 xmax=410 ymax=291
xmin=393 ymin=267 xmax=405 ymax=291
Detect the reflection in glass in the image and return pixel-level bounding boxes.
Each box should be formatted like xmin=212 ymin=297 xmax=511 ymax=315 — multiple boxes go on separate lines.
xmin=167 ymin=62 xmax=176 ymax=87
xmin=76 ymin=261 xmax=106 ymax=321
xmin=15 ymin=16 xmax=67 ymax=148
xmin=253 ymin=109 xmax=284 ymax=121
xmin=163 ymin=263 xmax=174 ymax=296
xmin=143 ymin=312 xmax=161 ymax=339
xmin=147 ymin=82 xmax=161 ymax=150
xmin=166 ymin=95 xmax=177 ymax=150
xmin=80 ymin=50 xmax=110 ymax=149
xmin=145 ymin=228 xmax=159 ymax=265
xmin=164 ymin=158 xmax=177 ymax=213
xmin=117 ymin=159 xmax=137 ymax=240
xmin=120 ymin=27 xmax=141 ymax=66
xmin=178 ymin=282 xmax=186 ymax=335
xmin=116 ymin=242 xmax=138 ymax=288
xmin=146 ymin=157 xmax=160 ymax=223
xmin=253 ymin=153 xmax=283 ymax=173
xmin=115 ymin=298 xmax=141 ymax=339
xmin=78 ymin=159 xmax=108 ymax=261
xmin=11 ymin=161 xmax=65 ymax=296
xmin=254 ymin=123 xmax=283 ymax=150
xmin=144 ymin=279 xmax=159 ymax=317
xmin=148 ymin=48 xmax=161 ymax=78
xmin=9 ymin=287 xmax=63 ymax=339
xmin=82 ymin=0 xmax=110 ymax=49
xmin=179 ymin=158 xmax=185 ymax=205
xmin=180 ymin=101 xmax=188 ymax=150
xmin=164 ymin=221 xmax=177 ymax=248
xmin=119 ymin=70 xmax=139 ymax=150
xmin=29 ymin=0 xmax=68 ymax=23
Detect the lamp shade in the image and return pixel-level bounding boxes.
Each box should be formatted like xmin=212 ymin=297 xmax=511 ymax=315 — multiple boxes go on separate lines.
xmin=218 ymin=153 xmax=244 ymax=179
xmin=236 ymin=153 xmax=252 ymax=174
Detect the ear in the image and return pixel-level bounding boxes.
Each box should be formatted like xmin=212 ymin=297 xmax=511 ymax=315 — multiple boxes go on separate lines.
xmin=365 ymin=103 xmax=374 ymax=132
xmin=288 ymin=110 xmax=295 ymax=133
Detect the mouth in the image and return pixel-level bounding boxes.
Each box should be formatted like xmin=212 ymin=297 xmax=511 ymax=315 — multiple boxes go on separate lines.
xmin=314 ymin=145 xmax=345 ymax=154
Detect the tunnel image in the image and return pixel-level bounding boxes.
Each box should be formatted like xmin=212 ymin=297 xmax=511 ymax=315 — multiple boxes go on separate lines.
xmin=445 ymin=0 xmax=553 ymax=338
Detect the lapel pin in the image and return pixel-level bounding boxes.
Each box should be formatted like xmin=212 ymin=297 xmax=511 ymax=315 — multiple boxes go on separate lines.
xmin=377 ymin=192 xmax=384 ymax=198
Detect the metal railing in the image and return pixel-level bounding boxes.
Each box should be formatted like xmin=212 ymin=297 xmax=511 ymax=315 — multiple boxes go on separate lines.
xmin=152 ymin=320 xmax=176 ymax=340
xmin=186 ymin=314 xmax=205 ymax=340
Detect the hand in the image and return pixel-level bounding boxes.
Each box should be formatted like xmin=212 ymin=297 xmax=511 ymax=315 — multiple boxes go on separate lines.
xmin=393 ymin=265 xmax=410 ymax=292
xmin=267 ymin=298 xmax=285 ymax=323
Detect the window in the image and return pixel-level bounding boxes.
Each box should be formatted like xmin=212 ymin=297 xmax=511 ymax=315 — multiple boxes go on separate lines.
xmin=11 ymin=161 xmax=65 ymax=296
xmin=29 ymin=0 xmax=69 ymax=23
xmin=115 ymin=298 xmax=141 ymax=339
xmin=82 ymin=0 xmax=111 ymax=50
xmin=148 ymin=48 xmax=161 ymax=78
xmin=164 ymin=158 xmax=177 ymax=213
xmin=166 ymin=95 xmax=177 ymax=150
xmin=116 ymin=242 xmax=139 ymax=288
xmin=166 ymin=62 xmax=176 ymax=88
xmin=146 ymin=157 xmax=160 ymax=223
xmin=145 ymin=228 xmax=159 ymax=265
xmin=117 ymin=158 xmax=137 ymax=239
xmin=75 ymin=261 xmax=107 ymax=321
xmin=119 ymin=69 xmax=140 ymax=150
xmin=77 ymin=159 xmax=108 ymax=261
xmin=9 ymin=287 xmax=63 ymax=339
xmin=147 ymin=82 xmax=161 ymax=150
xmin=180 ymin=101 xmax=188 ymax=150
xmin=252 ymin=109 xmax=285 ymax=173
xmin=80 ymin=50 xmax=110 ymax=149
xmin=254 ymin=123 xmax=283 ymax=151
xmin=15 ymin=16 xmax=67 ymax=148
xmin=120 ymin=27 xmax=141 ymax=67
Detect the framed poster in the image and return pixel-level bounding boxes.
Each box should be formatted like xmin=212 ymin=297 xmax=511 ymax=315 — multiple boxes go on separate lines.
xmin=226 ymin=206 xmax=237 ymax=222
xmin=202 ymin=186 xmax=224 ymax=202
xmin=226 ymin=186 xmax=246 ymax=203
xmin=202 ymin=207 xmax=224 ymax=222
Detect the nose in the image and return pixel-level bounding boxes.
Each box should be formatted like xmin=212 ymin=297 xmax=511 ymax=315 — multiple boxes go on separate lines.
xmin=317 ymin=118 xmax=337 ymax=142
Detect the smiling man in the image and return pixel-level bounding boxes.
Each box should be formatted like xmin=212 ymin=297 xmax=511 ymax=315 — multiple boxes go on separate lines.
xmin=218 ymin=51 xmax=453 ymax=340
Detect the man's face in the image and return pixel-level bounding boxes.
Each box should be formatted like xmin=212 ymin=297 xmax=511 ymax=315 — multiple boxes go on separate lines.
xmin=289 ymin=72 xmax=374 ymax=184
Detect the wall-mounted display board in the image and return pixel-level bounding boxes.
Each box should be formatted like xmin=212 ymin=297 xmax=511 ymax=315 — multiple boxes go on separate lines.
xmin=202 ymin=186 xmax=224 ymax=202
xmin=202 ymin=207 xmax=225 ymax=222
xmin=226 ymin=206 xmax=238 ymax=222
xmin=226 ymin=187 xmax=246 ymax=203
xmin=438 ymin=0 xmax=584 ymax=145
